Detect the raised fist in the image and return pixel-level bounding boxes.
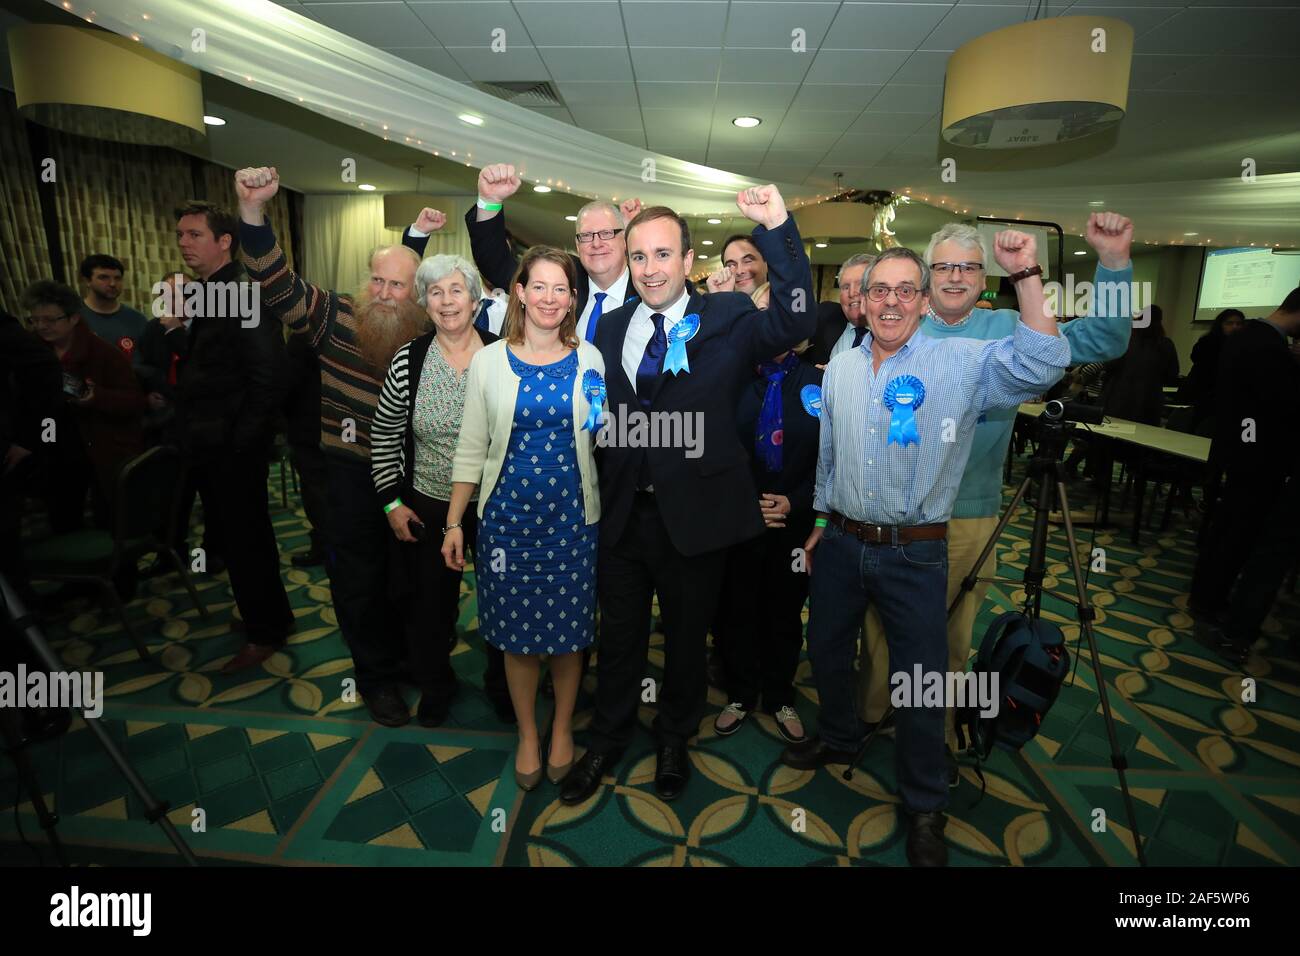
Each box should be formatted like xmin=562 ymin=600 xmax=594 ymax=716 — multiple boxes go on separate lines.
xmin=477 ymin=164 xmax=521 ymax=204
xmin=736 ymin=185 xmax=788 ymax=230
xmin=706 ymin=265 xmax=735 ymax=294
xmin=235 ymin=166 xmax=279 ymax=207
xmin=993 ymin=230 xmax=1038 ymax=275
xmin=619 ymin=198 xmax=643 ymax=223
xmin=1085 ymin=211 xmax=1134 ymax=270
xmin=414 ymin=207 xmax=447 ymax=234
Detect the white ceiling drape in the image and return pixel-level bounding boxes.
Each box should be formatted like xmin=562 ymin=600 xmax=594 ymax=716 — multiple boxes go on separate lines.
xmin=57 ymin=0 xmax=817 ymax=216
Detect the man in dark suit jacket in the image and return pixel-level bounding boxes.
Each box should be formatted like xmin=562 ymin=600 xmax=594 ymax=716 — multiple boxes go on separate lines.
xmin=806 ymin=253 xmax=874 ymax=367
xmin=560 ymin=185 xmax=817 ymax=805
xmin=1191 ymin=287 xmax=1300 ymax=661
xmin=464 ymin=163 xmax=637 ymax=342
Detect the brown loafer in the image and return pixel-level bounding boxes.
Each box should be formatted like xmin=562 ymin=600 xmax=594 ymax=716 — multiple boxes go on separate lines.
xmin=221 ymin=642 xmax=278 ymax=674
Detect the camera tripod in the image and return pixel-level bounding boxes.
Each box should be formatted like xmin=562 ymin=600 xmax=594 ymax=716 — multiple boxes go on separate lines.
xmin=947 ymin=401 xmax=1146 ymax=865
xmin=0 ymin=572 xmax=198 ymax=866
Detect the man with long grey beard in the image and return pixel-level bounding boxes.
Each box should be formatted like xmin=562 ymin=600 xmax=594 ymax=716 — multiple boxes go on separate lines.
xmin=232 ymin=165 xmax=515 ymax=728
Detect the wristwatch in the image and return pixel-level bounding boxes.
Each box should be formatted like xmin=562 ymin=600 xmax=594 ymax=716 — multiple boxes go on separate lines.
xmin=1007 ymin=265 xmax=1043 ymax=284
xmin=442 ymin=522 xmax=462 ymax=534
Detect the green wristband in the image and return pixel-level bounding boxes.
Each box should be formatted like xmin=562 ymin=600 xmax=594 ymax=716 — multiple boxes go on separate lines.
xmin=814 ymin=517 xmax=828 ymax=528
xmin=476 ymin=198 xmax=503 ymax=211
xmin=384 ymin=498 xmax=404 ymax=514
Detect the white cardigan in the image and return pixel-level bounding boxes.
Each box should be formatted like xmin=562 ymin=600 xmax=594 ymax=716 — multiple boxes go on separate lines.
xmin=451 ymin=339 xmax=604 ymax=523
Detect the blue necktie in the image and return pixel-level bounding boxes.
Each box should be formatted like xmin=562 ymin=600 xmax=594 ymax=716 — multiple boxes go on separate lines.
xmin=636 ymin=312 xmax=667 ymax=409
xmin=584 ymin=291 xmax=608 ymax=343
xmin=474 ymin=298 xmax=492 ymax=331
xmin=852 ymin=325 xmax=867 ymax=348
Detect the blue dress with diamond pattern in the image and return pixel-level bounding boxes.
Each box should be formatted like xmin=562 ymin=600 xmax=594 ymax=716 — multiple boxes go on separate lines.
xmin=478 ymin=349 xmax=596 ymax=655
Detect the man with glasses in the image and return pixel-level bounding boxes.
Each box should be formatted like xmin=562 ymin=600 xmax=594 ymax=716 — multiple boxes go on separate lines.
xmin=856 ymin=216 xmax=1134 ymax=771
xmin=465 ymin=163 xmax=638 ymax=343
xmin=790 ymin=238 xmax=1071 ymax=866
xmin=823 ymin=253 xmax=876 ymax=363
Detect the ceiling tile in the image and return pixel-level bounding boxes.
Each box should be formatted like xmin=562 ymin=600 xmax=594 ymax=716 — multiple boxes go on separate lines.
xmin=790 ymin=84 xmax=882 ymax=111
xmin=637 ymin=82 xmax=712 ymax=110
xmin=919 ymin=4 xmax=1029 ymax=52
xmin=714 ymin=82 xmax=801 ymax=113
xmin=630 ymin=47 xmax=722 ymax=81
xmin=776 ymin=110 xmax=864 ymax=134
xmin=381 ymin=47 xmax=470 ymax=80
xmin=822 ymin=134 xmax=913 ymax=164
xmin=1153 ymin=56 xmax=1298 ymax=95
xmin=765 ymin=147 xmax=835 ymax=164
xmin=557 ymin=81 xmax=640 ymax=107
xmin=757 ymin=164 xmax=814 ymax=184
xmin=538 ymin=47 xmax=634 ymax=82
xmin=1136 ymin=7 xmax=1300 ymax=56
xmin=723 ymin=2 xmax=841 ymax=48
xmin=622 ymin=1 xmax=729 ymax=47
xmin=805 ymin=50 xmax=911 ymax=85
xmin=1126 ymin=54 xmax=1207 ymax=90
xmin=823 ymin=2 xmax=954 ymax=50
xmin=891 ymin=50 xmax=951 ymax=85
xmin=708 ymin=121 xmax=779 ymax=151
xmin=302 ymin=2 xmax=436 ymax=46
xmin=705 ymin=149 xmax=770 ymax=165
xmin=642 ymin=108 xmax=713 ymax=137
xmin=569 ymin=105 xmax=643 ymax=128
xmin=514 ymin=1 xmax=628 ymax=46
xmin=1059 ymin=5 xmax=1181 ymax=37
xmin=407 ymin=2 xmax=527 ymax=46
xmin=719 ymin=49 xmax=816 ymax=84
xmin=523 ymin=106 xmax=576 ymax=126
xmin=865 ymin=84 xmax=944 ymax=114
xmin=847 ymin=111 xmax=935 ymax=136
xmin=446 ymin=45 xmax=547 ymax=81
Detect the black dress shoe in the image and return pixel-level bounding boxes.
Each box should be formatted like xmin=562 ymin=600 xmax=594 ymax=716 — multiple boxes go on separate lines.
xmin=906 ymin=811 xmax=949 ymax=867
xmin=417 ymin=689 xmax=455 ymax=727
xmin=291 ymin=547 xmax=326 ymax=568
xmin=655 ymin=744 xmax=690 ymax=800
xmin=363 ymin=686 xmax=410 ymax=727
xmin=559 ymin=750 xmax=616 ymax=805
xmin=780 ymin=735 xmax=860 ymax=771
xmin=945 ymin=745 xmax=960 ymax=789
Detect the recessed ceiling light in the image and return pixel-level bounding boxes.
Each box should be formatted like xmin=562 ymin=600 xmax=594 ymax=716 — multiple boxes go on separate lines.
xmin=1183 ymin=232 xmax=1199 ymax=236
xmin=458 ymin=114 xmax=484 ymax=126
xmin=203 ymin=115 xmax=226 ymax=126
xmin=815 ymin=242 xmax=828 ymax=248
xmin=1073 ymin=250 xmax=1086 ymax=255
xmin=707 ymin=218 xmax=722 ymax=225
xmin=564 ymin=215 xmax=578 ymax=222
xmin=698 ymin=254 xmax=708 ymax=260
xmin=358 ymin=184 xmax=376 ymax=192
xmin=702 ymin=240 xmax=713 ymax=246
xmin=1088 ymin=200 xmax=1105 ymax=206
xmin=732 ymin=116 xmax=761 ymax=128
xmin=533 ymin=185 xmax=551 ymax=193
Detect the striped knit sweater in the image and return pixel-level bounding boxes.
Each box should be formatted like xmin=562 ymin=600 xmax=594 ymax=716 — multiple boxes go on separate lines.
xmin=239 ymin=220 xmax=424 ymax=463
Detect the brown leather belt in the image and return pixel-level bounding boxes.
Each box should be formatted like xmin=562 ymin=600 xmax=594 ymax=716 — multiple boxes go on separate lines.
xmin=828 ymin=512 xmax=948 ymax=544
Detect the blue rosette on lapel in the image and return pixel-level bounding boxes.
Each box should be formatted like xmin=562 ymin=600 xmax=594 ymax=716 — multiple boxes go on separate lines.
xmin=663 ymin=312 xmax=700 ymax=375
xmin=800 ymin=383 xmax=823 ymax=418
xmin=883 ymin=374 xmax=925 ymax=446
xmin=580 ymin=368 xmax=606 ymax=432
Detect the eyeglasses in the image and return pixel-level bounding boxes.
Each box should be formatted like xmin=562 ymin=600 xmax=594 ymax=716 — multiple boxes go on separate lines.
xmin=575 ymin=228 xmax=623 ymax=244
xmin=865 ymin=284 xmax=920 ymax=303
xmin=930 ymin=261 xmax=984 ymax=277
xmin=27 ymin=314 xmax=71 ymax=325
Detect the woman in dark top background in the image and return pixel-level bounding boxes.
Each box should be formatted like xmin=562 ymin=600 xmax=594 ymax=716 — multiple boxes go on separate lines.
xmin=713 ymin=283 xmax=821 ymax=745
xmin=1100 ymin=303 xmax=1181 ymax=425
xmin=1181 ymin=308 xmax=1245 ymax=430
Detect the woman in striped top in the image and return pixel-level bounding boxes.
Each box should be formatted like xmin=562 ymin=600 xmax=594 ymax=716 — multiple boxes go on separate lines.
xmin=371 ymin=254 xmax=499 ymax=728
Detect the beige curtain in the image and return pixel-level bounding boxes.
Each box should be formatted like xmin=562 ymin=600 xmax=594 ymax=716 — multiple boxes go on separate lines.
xmin=302 ymin=194 xmax=472 ymax=294
xmin=0 ymin=93 xmax=53 ymax=315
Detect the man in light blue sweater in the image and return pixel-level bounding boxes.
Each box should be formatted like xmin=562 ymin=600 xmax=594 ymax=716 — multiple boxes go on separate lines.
xmin=859 ymin=212 xmax=1136 ymax=768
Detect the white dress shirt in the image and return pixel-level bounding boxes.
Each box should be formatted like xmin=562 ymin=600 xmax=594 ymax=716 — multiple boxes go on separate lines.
xmin=620 ymin=287 xmax=692 ymax=395
xmin=578 ymin=268 xmax=631 ymax=341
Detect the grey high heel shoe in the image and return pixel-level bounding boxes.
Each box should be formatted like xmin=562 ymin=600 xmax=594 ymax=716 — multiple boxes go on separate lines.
xmin=515 ymin=742 xmax=544 ymax=792
xmin=546 ymin=741 xmax=574 ymax=785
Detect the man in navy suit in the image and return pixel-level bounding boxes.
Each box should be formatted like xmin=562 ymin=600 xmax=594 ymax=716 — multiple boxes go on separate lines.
xmin=560 ymin=185 xmax=817 ymax=804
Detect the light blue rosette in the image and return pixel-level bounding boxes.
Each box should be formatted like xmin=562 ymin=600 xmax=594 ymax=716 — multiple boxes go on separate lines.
xmin=580 ymin=368 xmax=606 ymax=432
xmin=800 ymin=384 xmax=823 ymax=418
xmin=883 ymin=374 xmax=925 ymax=446
xmin=663 ymin=312 xmax=700 ymax=375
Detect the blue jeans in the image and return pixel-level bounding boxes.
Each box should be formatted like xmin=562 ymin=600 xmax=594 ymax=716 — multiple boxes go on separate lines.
xmin=806 ymin=522 xmax=950 ymax=813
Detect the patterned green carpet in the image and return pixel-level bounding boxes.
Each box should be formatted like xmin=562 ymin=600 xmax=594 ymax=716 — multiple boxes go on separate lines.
xmin=3 ymin=461 xmax=1297 ymax=867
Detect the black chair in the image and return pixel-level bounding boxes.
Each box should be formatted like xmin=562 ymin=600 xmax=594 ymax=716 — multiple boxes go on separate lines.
xmin=24 ymin=445 xmax=210 ymax=660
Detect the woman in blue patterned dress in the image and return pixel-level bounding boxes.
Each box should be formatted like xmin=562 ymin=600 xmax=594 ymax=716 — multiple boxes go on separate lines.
xmin=442 ymin=247 xmax=604 ymax=790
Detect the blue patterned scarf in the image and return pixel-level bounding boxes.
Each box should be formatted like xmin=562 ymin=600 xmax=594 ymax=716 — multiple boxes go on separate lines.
xmin=755 ymin=352 xmax=800 ymax=473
